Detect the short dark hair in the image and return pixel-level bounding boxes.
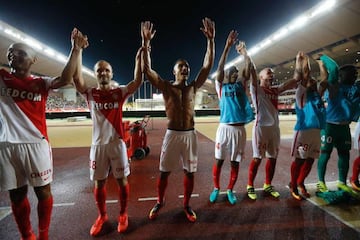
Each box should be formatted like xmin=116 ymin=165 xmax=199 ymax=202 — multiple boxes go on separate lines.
xmin=226 ymin=66 xmax=238 ymax=76
xmin=339 ymin=64 xmax=357 ymax=85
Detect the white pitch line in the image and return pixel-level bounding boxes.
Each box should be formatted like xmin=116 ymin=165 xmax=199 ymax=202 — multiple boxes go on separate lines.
xmin=53 ymin=202 xmax=75 ymax=207
xmin=0 ymin=207 xmax=11 ymax=221
xmin=0 ymin=207 xmax=11 ymax=210
xmin=138 ymin=193 xmax=200 ymax=202
xmin=138 ymin=197 xmax=158 ymax=201
xmin=178 ymin=193 xmax=199 ymax=199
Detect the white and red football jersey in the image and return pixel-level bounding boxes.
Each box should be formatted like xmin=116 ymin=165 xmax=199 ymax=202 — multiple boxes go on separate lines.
xmin=83 ymin=87 xmax=129 ymax=145
xmin=250 ymin=83 xmax=279 ymax=127
xmin=0 ymin=69 xmax=52 ymax=143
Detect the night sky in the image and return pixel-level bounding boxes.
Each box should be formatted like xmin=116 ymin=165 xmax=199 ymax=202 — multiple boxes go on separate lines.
xmin=0 ymin=0 xmax=320 ymax=85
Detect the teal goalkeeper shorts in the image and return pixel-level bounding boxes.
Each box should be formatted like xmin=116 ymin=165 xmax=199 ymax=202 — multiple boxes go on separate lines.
xmin=320 ymin=123 xmax=352 ymax=152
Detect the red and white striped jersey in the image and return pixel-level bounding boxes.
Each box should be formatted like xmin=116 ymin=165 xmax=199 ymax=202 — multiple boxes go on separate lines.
xmin=0 ymin=69 xmax=52 ymax=143
xmin=83 ymin=86 xmax=130 ymax=145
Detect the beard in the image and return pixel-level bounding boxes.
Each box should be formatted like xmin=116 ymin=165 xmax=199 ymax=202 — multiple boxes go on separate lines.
xmin=99 ymin=78 xmax=111 ymax=86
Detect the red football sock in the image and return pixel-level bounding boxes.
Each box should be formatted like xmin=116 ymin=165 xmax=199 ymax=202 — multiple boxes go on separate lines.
xmin=157 ymin=176 xmax=168 ymax=204
xmin=183 ymin=175 xmax=194 ymax=207
xmin=297 ymin=158 xmax=314 ymax=185
xmin=227 ymin=164 xmax=239 ymax=190
xmin=212 ymin=164 xmax=221 ymax=189
xmin=94 ymin=186 xmax=107 ymax=216
xmin=118 ymin=183 xmax=129 ymax=215
xmin=11 ymin=197 xmax=33 ymax=239
xmin=265 ymin=158 xmax=276 ymax=185
xmin=290 ymin=160 xmax=301 ymax=188
xmin=248 ymin=159 xmax=260 ymax=186
xmin=38 ymin=195 xmax=53 ymax=240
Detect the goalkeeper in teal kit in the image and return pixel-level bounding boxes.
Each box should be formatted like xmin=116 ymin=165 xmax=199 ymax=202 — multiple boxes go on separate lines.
xmin=316 ymin=54 xmax=360 ymax=194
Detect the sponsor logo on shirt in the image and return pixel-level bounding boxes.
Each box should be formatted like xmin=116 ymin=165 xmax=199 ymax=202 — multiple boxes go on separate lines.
xmin=0 ymin=87 xmax=42 ymax=101
xmin=93 ymin=101 xmax=119 ymax=110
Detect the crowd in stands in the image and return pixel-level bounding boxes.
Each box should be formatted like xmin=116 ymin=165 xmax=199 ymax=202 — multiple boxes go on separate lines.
xmin=46 ymin=94 xmax=88 ymax=112
xmin=45 ymin=91 xmax=296 ymax=113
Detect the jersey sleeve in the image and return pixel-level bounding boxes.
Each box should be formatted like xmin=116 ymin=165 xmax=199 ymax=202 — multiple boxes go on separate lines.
xmin=320 ymin=55 xmax=339 ymax=84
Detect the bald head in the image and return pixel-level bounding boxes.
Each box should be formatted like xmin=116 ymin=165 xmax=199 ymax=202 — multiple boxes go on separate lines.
xmin=7 ymin=42 xmax=37 ymax=60
xmin=259 ymin=68 xmax=273 ymax=79
xmin=259 ymin=67 xmax=274 ymax=87
xmin=6 ymin=42 xmax=38 ymax=76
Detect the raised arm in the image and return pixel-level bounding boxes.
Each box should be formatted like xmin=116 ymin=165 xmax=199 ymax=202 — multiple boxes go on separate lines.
xmin=315 ymin=59 xmax=327 ymax=97
xmin=278 ymin=77 xmax=298 ymax=94
xmin=278 ymin=55 xmax=300 ymax=93
xmin=239 ymin=53 xmax=258 ymax=89
xmin=70 ymin=28 xmax=90 ymax=93
xmin=277 ymin=52 xmax=310 ymax=93
xmin=302 ymin=54 xmax=313 ymax=87
xmin=141 ymin=21 xmax=166 ymax=90
xmin=52 ymin=28 xmax=88 ymax=90
xmin=125 ymin=47 xmax=144 ymax=94
xmin=194 ymin=17 xmax=215 ymax=89
xmin=317 ymin=54 xmax=339 ymax=96
xmin=293 ymin=51 xmax=307 ymax=86
xmin=293 ymin=51 xmax=302 ymax=80
xmin=294 ymin=51 xmax=319 ymax=91
xmin=319 ymin=54 xmax=339 ymax=84
xmin=235 ymin=41 xmax=254 ymax=82
xmin=216 ymin=30 xmax=238 ymax=83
